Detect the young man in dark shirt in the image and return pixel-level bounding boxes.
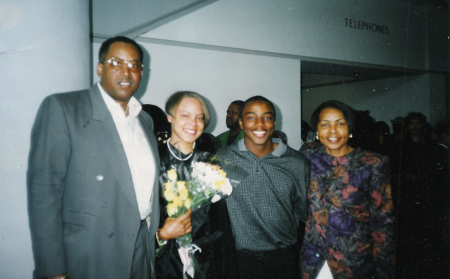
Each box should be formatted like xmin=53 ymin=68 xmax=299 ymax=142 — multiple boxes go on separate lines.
xmin=217 ymin=96 xmax=311 ymax=279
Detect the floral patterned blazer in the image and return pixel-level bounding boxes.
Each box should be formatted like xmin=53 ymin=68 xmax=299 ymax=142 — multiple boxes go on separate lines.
xmin=300 ymin=143 xmax=395 ymax=279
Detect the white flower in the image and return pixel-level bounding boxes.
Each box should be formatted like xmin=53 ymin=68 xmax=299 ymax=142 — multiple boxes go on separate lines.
xmin=211 ymin=194 xmax=221 ymax=203
xmin=188 ymin=161 xmax=234 ymax=205
xmin=221 ymin=179 xmax=233 ymax=195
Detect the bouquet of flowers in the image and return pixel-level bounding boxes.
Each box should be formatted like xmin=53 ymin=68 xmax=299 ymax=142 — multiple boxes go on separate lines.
xmin=159 ymin=151 xmax=247 ymax=279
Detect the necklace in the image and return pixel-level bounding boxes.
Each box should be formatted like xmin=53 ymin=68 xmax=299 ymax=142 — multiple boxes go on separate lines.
xmin=167 ymin=137 xmax=196 ymax=161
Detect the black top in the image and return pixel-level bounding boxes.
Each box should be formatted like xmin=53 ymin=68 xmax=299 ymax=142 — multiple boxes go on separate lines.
xmin=155 ymin=140 xmax=238 ymax=279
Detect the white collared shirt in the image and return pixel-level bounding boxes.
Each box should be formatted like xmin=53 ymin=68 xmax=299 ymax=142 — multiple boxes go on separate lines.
xmin=98 ymin=83 xmax=155 ymax=220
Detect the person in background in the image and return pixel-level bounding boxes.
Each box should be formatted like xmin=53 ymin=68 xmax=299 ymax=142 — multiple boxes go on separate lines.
xmin=350 ymin=109 xmax=378 ymax=152
xmin=272 ymin=129 xmax=288 ymax=145
xmin=395 ymin=113 xmax=449 ymax=279
xmin=217 ymin=96 xmax=310 ymax=279
xmin=390 ymin=116 xmax=405 ymax=151
xmin=434 ymin=119 xmax=450 ymax=271
xmin=434 ymin=120 xmax=450 ymax=269
xmin=155 ymin=91 xmax=238 ymax=279
xmin=301 ymin=120 xmax=314 ymax=145
xmin=216 ymin=100 xmax=245 ymax=148
xmin=142 ymin=104 xmax=171 ymax=155
xmin=373 ymin=121 xmax=392 ymax=158
xmin=27 ymin=36 xmax=160 ymax=278
xmin=435 ymin=119 xmax=450 ymax=153
xmin=434 ymin=119 xmax=449 ymax=184
xmin=300 ymin=100 xmax=395 ymax=279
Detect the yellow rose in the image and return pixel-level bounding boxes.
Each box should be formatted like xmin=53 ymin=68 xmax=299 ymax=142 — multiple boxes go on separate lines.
xmin=177 ymin=181 xmax=186 ymax=192
xmin=184 ymin=198 xmax=192 ymax=209
xmin=218 ymin=170 xmax=227 ymax=178
xmin=179 ymin=188 xmax=189 ymax=200
xmin=173 ymin=196 xmax=182 ymax=207
xmin=164 ymin=182 xmax=173 ymax=191
xmin=167 ymin=203 xmax=178 ymax=217
xmin=215 ymin=179 xmax=226 ymax=190
xmin=167 ymin=169 xmax=177 ymax=181
xmin=164 ymin=189 xmax=175 ymax=201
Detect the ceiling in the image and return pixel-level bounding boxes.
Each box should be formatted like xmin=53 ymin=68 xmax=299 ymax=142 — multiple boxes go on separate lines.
xmin=91 ymin=0 xmax=448 ymax=38
xmin=91 ymin=0 xmax=446 ymax=87
xmin=91 ymin=0 xmax=218 ymax=40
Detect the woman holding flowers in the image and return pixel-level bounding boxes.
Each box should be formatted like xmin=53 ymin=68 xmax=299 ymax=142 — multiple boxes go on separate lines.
xmin=155 ymin=91 xmax=238 ymax=279
xmin=300 ymin=100 xmax=395 ymax=279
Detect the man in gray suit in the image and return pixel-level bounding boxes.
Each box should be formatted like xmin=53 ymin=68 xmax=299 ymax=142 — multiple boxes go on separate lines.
xmin=27 ymin=36 xmax=160 ymax=278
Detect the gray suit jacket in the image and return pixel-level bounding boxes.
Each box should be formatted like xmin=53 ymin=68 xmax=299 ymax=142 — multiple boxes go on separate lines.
xmin=27 ymin=85 xmax=160 ymax=278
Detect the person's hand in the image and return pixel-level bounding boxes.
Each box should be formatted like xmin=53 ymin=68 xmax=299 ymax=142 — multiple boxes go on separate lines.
xmin=158 ymin=209 xmax=192 ymax=240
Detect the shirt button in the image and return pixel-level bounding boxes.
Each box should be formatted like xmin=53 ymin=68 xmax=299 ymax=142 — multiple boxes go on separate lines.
xmin=96 ymin=175 xmax=104 ymax=181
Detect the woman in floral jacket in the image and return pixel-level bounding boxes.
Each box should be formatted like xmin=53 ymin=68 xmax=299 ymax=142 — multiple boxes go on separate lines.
xmin=300 ymin=100 xmax=395 ymax=279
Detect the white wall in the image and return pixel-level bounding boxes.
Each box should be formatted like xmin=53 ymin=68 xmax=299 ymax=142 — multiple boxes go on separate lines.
xmin=142 ymin=0 xmax=433 ymax=70
xmin=0 ymin=1 xmax=90 ymax=278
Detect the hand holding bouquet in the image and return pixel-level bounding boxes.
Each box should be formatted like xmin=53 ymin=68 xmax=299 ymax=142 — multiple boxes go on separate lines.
xmin=159 ymin=151 xmax=247 ymax=278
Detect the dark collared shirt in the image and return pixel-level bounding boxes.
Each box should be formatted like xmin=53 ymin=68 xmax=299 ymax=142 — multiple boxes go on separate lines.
xmin=217 ymin=138 xmax=310 ymax=251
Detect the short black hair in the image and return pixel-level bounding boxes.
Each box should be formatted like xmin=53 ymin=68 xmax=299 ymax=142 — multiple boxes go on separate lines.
xmin=404 ymin=112 xmax=427 ymax=126
xmin=230 ymin=100 xmax=244 ymax=111
xmin=99 ymin=36 xmax=144 ymax=63
xmin=240 ymin=96 xmax=276 ymax=120
xmin=375 ymin=121 xmax=390 ymax=135
xmin=310 ymin=100 xmax=356 ymax=132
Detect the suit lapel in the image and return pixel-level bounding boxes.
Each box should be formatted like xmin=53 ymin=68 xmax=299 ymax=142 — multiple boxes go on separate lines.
xmin=88 ymin=85 xmax=140 ymax=217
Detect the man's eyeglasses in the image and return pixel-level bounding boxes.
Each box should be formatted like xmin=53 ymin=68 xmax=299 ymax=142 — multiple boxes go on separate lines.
xmin=102 ymin=57 xmax=143 ymax=72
